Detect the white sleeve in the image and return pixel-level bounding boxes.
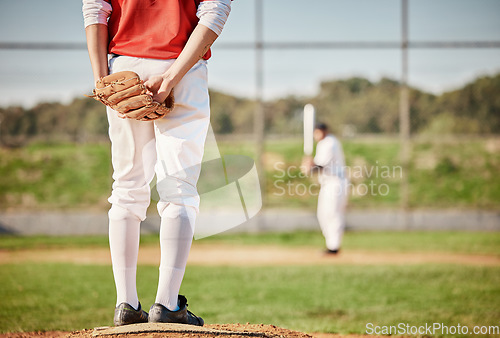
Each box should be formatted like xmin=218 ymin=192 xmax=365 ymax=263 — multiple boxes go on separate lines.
xmin=314 ymin=138 xmax=335 ymax=167
xmin=314 ymin=146 xmax=333 ymax=167
xmin=196 ymin=0 xmax=231 ymax=36
xmin=82 ymin=0 xmax=112 ymax=28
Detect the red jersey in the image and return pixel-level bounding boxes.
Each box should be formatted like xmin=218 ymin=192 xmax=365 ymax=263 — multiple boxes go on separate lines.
xmin=107 ymin=0 xmax=211 ymax=60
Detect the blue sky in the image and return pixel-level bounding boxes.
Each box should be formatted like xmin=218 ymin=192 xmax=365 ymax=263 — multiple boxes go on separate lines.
xmin=0 ymin=0 xmax=499 ymax=107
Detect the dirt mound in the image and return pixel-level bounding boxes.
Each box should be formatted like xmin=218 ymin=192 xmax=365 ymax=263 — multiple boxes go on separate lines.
xmin=0 ymin=332 xmax=69 ymax=338
xmin=209 ymin=324 xmax=312 ymax=337
xmin=64 ymin=323 xmax=313 ymax=337
xmin=0 ymin=324 xmax=375 ymax=338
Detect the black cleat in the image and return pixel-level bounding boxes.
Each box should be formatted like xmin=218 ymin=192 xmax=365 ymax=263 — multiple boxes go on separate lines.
xmin=114 ymin=302 xmax=148 ymax=326
xmin=149 ymin=295 xmax=204 ymax=326
xmin=325 ymin=248 xmax=340 ymax=255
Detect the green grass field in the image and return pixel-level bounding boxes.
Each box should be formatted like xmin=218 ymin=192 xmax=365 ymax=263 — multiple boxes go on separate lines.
xmin=0 ymin=231 xmax=499 ymax=336
xmin=2 ymin=263 xmax=498 ymax=335
xmin=1 ymin=137 xmax=499 ymax=210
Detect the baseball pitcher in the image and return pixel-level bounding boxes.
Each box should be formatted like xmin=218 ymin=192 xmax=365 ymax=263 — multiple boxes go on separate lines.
xmin=82 ymin=0 xmax=231 ymax=327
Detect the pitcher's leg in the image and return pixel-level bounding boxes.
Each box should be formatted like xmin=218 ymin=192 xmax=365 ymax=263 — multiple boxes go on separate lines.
xmin=106 ymin=56 xmax=158 ymax=310
xmin=153 ymin=60 xmax=210 ymax=311
xmin=109 ymin=212 xmax=141 ymax=309
xmin=107 ymin=110 xmax=156 ymax=309
xmin=154 ymin=205 xmax=196 ymax=310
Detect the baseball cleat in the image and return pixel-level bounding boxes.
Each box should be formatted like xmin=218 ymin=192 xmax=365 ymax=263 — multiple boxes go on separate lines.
xmin=324 ymin=248 xmax=340 ymax=255
xmin=113 ymin=302 xmax=148 ymax=326
xmin=148 ymin=295 xmax=204 ymax=326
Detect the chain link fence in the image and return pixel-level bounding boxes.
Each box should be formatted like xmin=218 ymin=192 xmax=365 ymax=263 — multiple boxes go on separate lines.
xmin=0 ymin=0 xmax=499 ymax=212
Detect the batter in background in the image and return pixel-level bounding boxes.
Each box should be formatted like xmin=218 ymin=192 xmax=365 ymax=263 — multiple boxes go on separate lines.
xmin=82 ymin=0 xmax=231 ymax=327
xmin=302 ymin=123 xmax=349 ymax=255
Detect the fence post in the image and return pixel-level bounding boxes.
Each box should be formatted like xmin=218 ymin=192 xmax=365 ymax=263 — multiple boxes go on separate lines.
xmin=255 ymin=0 xmax=266 ymax=208
xmin=400 ymin=0 xmax=411 ymax=227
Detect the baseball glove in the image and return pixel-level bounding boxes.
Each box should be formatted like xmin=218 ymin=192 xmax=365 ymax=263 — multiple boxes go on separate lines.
xmin=88 ymin=71 xmax=174 ymax=121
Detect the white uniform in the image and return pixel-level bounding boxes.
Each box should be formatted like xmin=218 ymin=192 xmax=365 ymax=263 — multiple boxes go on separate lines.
xmin=106 ymin=56 xmax=210 ymax=310
xmin=82 ymin=0 xmax=231 ymax=312
xmin=314 ymin=134 xmax=348 ymax=251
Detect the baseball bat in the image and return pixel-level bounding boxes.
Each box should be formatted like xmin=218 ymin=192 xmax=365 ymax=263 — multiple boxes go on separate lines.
xmin=303 ymin=104 xmax=315 ymax=156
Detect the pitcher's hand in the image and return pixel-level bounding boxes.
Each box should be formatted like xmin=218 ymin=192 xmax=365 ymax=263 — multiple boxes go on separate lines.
xmin=144 ymin=75 xmax=174 ymax=103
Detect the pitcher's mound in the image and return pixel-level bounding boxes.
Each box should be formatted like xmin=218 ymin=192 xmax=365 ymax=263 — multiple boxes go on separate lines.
xmin=68 ymin=323 xmax=312 ymax=337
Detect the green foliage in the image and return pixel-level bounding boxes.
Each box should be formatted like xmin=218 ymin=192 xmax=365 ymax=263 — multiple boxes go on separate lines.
xmin=1 ymin=74 xmax=499 ymax=147
xmin=208 ymin=90 xmax=255 ymax=134
xmin=264 ymin=95 xmax=306 ymax=134
xmin=312 ymin=77 xmax=400 ymax=134
xmin=0 ymin=98 xmax=109 ymax=146
xmin=434 ymin=74 xmax=500 ymax=134
xmin=214 ymin=111 xmax=234 ymax=134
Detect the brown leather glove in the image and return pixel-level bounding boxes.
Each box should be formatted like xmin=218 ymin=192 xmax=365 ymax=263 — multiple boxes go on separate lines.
xmin=88 ymin=71 xmax=174 ymax=121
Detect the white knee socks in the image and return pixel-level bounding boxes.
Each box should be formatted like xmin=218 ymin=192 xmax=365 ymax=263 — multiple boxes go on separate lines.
xmin=154 ymin=204 xmax=195 ymax=310
xmin=109 ymin=216 xmax=141 ymax=310
xmin=109 ymin=204 xmax=195 ymax=312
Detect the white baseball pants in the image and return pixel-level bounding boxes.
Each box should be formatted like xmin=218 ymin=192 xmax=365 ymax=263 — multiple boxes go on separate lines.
xmin=317 ymin=177 xmax=348 ymax=251
xmin=106 ymin=55 xmax=210 ymax=311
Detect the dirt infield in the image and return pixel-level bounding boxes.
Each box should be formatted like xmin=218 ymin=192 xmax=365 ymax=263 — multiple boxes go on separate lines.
xmin=0 ymin=323 xmax=376 ymax=338
xmin=0 ymin=243 xmax=499 ymax=266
